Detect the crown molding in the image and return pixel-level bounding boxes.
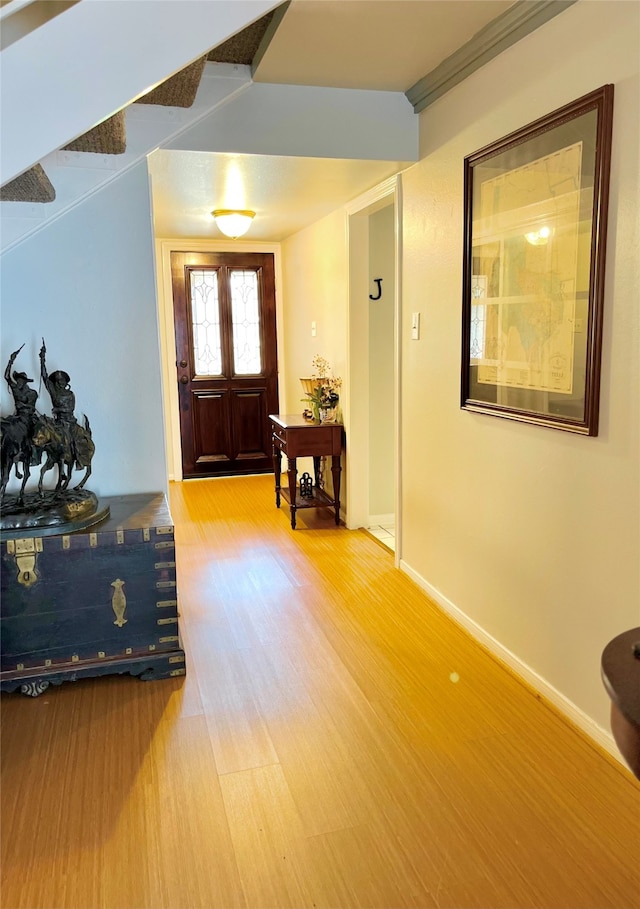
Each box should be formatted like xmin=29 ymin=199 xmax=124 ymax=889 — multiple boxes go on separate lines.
xmin=406 ymin=0 xmax=578 ymax=114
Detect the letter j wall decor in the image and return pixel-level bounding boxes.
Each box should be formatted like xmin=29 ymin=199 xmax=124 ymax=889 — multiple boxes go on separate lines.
xmin=461 ymin=84 xmax=614 ymax=435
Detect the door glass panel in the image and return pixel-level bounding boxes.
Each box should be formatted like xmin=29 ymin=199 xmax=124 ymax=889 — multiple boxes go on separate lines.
xmin=230 ymin=269 xmax=262 ymax=375
xmin=190 ymin=270 xmax=222 ymax=376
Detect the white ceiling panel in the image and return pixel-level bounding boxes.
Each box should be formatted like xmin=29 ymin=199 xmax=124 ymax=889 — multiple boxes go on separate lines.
xmin=149 ymin=149 xmax=410 ymax=241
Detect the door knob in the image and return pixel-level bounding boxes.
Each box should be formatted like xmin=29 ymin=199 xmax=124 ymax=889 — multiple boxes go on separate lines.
xmin=179 ymin=359 xmax=188 ymax=368
xmin=179 ymin=376 xmax=188 ymax=385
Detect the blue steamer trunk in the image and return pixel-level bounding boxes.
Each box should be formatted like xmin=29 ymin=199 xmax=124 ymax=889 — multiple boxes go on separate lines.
xmin=0 ymin=493 xmax=186 ymax=695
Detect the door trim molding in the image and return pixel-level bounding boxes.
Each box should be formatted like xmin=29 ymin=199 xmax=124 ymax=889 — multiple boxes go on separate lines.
xmin=345 ymin=176 xmax=399 ymax=215
xmin=156 ymin=238 xmax=283 ymax=482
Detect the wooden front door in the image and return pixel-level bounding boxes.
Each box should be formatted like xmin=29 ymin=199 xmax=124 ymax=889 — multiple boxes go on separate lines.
xmin=171 ymin=251 xmax=279 ymax=478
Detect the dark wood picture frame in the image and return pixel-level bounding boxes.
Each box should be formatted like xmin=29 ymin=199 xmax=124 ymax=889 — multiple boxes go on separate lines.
xmin=461 ymin=84 xmax=614 ymax=435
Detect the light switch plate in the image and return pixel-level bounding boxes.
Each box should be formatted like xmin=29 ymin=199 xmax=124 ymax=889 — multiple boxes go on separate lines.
xmin=411 ymin=312 xmax=420 ymax=340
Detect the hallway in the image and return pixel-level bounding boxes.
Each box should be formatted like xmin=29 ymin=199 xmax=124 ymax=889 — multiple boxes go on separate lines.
xmin=1 ymin=474 xmax=638 ymax=908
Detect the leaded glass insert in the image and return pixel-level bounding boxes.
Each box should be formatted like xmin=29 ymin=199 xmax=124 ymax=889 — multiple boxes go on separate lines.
xmin=470 ymin=274 xmax=487 ymax=359
xmin=190 ymin=270 xmax=222 ymax=376
xmin=230 ymin=269 xmax=262 ymax=375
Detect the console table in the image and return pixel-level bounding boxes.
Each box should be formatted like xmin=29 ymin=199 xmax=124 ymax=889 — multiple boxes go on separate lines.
xmin=269 ymin=414 xmax=344 ymax=529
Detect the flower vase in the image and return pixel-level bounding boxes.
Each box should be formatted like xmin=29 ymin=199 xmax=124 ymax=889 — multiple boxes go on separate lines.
xmin=319 ymin=407 xmax=337 ymax=424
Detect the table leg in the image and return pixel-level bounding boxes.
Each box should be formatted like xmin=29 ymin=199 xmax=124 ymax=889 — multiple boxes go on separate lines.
xmin=313 ymin=455 xmax=322 ymax=489
xmin=272 ymin=438 xmax=281 ymax=508
xmin=331 ymin=455 xmax=341 ymax=525
xmin=287 ymin=457 xmax=298 ymax=529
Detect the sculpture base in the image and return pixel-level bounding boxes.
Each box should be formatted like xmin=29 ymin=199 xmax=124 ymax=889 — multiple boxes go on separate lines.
xmin=0 ymin=489 xmax=109 ymax=539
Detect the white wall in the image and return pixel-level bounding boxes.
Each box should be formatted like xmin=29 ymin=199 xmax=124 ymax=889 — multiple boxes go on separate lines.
xmin=281 ymin=209 xmax=348 ymax=413
xmin=280 ymin=210 xmax=348 ymax=495
xmin=400 ymin=0 xmax=639 ymax=739
xmin=166 ymin=82 xmax=418 ymax=163
xmin=0 ymin=162 xmax=168 ymax=497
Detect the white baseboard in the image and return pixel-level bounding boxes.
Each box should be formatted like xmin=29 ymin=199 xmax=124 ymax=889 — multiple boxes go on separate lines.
xmin=399 ymin=558 xmax=624 ymax=768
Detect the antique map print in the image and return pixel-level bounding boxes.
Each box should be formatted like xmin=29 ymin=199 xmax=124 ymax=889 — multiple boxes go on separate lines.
xmin=471 ymin=142 xmax=582 ymax=394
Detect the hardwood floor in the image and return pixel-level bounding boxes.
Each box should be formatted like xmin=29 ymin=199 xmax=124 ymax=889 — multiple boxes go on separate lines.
xmin=2 ymin=475 xmax=639 ymax=909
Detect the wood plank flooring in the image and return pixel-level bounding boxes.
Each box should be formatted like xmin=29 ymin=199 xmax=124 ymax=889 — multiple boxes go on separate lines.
xmin=1 ymin=475 xmax=639 ymax=909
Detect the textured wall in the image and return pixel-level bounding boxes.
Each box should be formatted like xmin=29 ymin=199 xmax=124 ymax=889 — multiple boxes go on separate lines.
xmin=400 ymin=0 xmax=639 ymax=732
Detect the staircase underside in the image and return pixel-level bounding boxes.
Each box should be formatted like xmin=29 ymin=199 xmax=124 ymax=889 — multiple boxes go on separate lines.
xmin=0 ymin=9 xmax=277 ymax=204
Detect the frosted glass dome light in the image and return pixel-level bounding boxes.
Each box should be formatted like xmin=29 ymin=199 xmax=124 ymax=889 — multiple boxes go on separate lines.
xmin=212 ymin=209 xmax=255 ymax=239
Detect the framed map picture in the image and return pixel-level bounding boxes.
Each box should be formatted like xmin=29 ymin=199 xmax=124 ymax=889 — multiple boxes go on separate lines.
xmin=461 ymin=84 xmax=614 ymax=435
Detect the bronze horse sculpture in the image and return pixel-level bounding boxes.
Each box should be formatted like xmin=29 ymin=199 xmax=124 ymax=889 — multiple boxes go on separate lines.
xmin=0 ymin=346 xmax=39 ymax=505
xmin=0 ymin=342 xmax=95 ymax=506
xmin=0 ymin=412 xmax=35 ymax=504
xmin=31 ymin=414 xmax=94 ymax=495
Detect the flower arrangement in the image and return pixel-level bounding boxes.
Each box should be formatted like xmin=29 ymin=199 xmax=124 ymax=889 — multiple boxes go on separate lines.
xmin=300 ymin=355 xmax=342 ymax=421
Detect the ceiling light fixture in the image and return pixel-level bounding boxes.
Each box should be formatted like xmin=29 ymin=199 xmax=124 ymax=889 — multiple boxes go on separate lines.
xmin=212 ymin=209 xmax=255 ymax=239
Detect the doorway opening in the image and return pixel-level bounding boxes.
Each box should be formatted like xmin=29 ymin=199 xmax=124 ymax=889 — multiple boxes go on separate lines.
xmin=346 ymin=176 xmax=402 ymax=562
xmin=366 ymin=204 xmax=396 ymax=551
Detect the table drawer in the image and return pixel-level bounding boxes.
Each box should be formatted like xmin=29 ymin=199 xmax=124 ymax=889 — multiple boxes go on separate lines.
xmin=274 ymin=426 xmax=337 ymax=458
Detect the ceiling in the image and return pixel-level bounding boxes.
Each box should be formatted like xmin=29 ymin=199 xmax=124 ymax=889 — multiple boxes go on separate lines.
xmin=148 ymin=151 xmax=411 ymax=243
xmin=150 ymin=0 xmax=515 ymax=243
xmin=252 ymin=0 xmax=514 ymax=92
